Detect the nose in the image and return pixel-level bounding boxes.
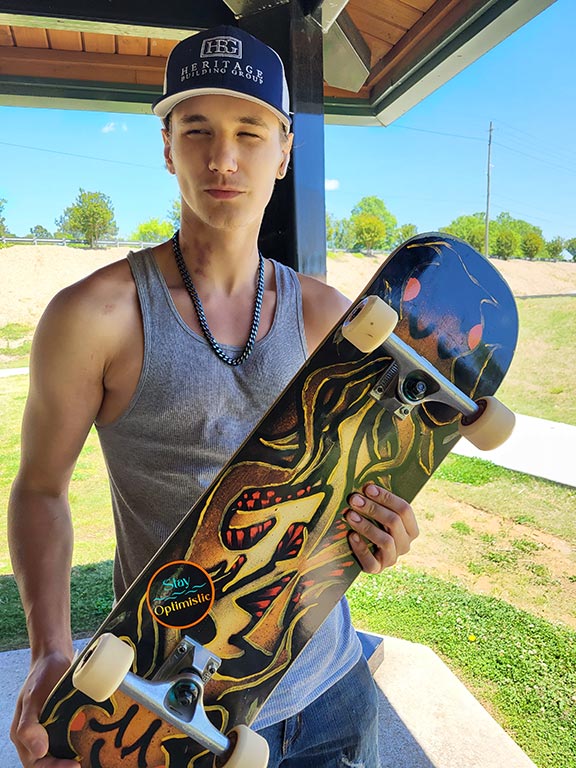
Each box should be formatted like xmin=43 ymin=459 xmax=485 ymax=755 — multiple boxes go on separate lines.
xmin=208 ymin=136 xmax=238 ymax=174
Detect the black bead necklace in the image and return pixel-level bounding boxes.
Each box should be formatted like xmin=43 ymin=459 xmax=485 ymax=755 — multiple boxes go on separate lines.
xmin=171 ymin=231 xmax=264 ymax=366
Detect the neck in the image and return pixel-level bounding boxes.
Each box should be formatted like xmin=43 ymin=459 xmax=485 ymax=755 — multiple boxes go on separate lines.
xmin=176 ymin=215 xmax=262 ymax=295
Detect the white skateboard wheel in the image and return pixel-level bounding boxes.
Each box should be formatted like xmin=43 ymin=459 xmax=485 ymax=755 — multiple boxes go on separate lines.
xmin=458 ymin=395 xmax=515 ymax=450
xmin=342 ymin=295 xmax=398 ymax=353
xmin=72 ymin=633 xmax=134 ymax=702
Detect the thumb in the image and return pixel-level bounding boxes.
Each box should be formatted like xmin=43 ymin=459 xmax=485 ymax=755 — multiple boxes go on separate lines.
xmin=17 ymin=696 xmax=49 ymax=760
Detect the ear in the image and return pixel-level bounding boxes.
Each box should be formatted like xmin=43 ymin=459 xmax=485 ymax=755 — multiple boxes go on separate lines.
xmin=162 ymin=129 xmax=176 ymax=175
xmin=277 ymin=133 xmax=294 ymax=179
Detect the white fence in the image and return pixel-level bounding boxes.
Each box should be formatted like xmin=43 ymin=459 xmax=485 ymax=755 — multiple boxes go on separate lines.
xmin=1 ymin=237 xmax=162 ymax=248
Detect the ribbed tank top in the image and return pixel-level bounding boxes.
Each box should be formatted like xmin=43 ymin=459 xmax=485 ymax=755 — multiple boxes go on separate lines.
xmin=96 ymin=248 xmax=361 ymax=728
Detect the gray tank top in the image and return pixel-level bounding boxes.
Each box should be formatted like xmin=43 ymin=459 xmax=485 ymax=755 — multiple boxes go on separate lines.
xmin=96 ymin=247 xmax=360 ymax=728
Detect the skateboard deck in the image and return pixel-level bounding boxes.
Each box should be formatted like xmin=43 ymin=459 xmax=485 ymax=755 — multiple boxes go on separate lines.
xmin=40 ymin=233 xmax=518 ymax=767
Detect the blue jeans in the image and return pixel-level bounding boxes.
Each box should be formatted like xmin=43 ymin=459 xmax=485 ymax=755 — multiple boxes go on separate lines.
xmin=256 ymin=656 xmax=379 ymax=767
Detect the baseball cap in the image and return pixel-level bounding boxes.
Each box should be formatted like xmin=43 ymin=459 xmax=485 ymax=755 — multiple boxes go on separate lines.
xmin=152 ymin=25 xmax=291 ymax=129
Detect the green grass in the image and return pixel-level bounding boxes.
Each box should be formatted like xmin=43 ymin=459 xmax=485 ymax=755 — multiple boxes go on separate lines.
xmin=0 ymin=322 xmax=34 ymax=368
xmin=348 ymin=567 xmax=576 ymax=768
xmin=0 ymin=376 xmax=115 ymax=575
xmin=0 ymin=562 xmax=114 ymax=652
xmin=498 ymin=296 xmax=576 ymax=425
xmin=433 ymin=454 xmax=576 ymax=545
xmin=1 ymin=292 xmax=575 ymax=764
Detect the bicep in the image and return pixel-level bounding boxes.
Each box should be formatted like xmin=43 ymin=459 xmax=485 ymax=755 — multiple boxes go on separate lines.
xmin=299 ymin=276 xmax=352 ymax=354
xmin=17 ymin=293 xmax=106 ymax=496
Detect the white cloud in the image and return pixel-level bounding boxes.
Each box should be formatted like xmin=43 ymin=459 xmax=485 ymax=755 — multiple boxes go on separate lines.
xmin=102 ymin=122 xmax=116 ymax=134
xmin=325 ymin=179 xmax=340 ymax=191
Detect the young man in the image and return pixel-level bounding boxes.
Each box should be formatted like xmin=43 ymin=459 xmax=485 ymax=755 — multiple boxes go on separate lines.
xmin=9 ymin=26 xmax=419 ymax=767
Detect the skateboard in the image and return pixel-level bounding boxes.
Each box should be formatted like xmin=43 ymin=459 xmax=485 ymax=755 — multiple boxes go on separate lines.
xmin=40 ymin=233 xmax=518 ymax=767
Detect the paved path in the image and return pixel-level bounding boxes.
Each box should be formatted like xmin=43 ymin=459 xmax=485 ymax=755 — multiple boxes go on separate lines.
xmin=0 ymin=368 xmax=563 ymax=766
xmin=1 ymin=634 xmax=536 ymax=768
xmin=0 ymin=367 xmax=29 ymax=378
xmin=453 ymin=412 xmax=575 ymax=487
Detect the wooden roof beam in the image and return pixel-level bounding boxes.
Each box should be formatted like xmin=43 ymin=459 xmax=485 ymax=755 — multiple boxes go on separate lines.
xmin=369 ymin=0 xmax=558 ymax=126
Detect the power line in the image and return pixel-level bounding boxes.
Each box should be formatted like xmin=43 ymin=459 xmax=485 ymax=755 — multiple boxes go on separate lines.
xmin=0 ymin=140 xmax=161 ymax=170
xmin=493 ymin=140 xmax=576 ymax=176
xmin=390 ymin=124 xmax=485 ymax=142
xmin=494 ymin=119 xmax=576 ymax=165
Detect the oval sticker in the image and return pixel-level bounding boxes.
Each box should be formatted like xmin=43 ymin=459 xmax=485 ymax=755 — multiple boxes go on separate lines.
xmin=146 ymin=560 xmax=215 ymax=630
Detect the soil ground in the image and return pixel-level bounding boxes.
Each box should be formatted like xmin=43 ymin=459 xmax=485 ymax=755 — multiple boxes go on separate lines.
xmin=2 ymin=244 xmax=575 ymax=326
xmin=2 ymin=244 xmax=575 ymax=628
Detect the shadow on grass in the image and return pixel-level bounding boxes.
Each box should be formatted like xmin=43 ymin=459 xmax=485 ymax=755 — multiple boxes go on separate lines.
xmin=0 ymin=561 xmax=114 ymax=651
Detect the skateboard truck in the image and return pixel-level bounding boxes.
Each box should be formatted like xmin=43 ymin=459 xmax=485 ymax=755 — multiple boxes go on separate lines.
xmin=369 ymin=332 xmax=479 ymax=422
xmin=342 ymin=295 xmax=515 ymax=450
xmin=72 ymin=633 xmax=269 ymax=766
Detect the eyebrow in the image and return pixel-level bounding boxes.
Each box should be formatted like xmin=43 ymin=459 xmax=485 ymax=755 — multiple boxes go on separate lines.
xmin=177 ymin=113 xmax=270 ymax=130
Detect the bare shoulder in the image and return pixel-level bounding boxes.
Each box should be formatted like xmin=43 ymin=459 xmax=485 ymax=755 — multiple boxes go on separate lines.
xmin=298 ymin=273 xmax=351 ymax=354
xmin=37 ymin=257 xmax=137 ymax=347
xmin=31 ymin=255 xmax=141 ymax=395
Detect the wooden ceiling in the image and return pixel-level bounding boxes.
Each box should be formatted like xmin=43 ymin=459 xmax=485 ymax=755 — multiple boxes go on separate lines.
xmin=0 ymin=0 xmax=557 ymax=124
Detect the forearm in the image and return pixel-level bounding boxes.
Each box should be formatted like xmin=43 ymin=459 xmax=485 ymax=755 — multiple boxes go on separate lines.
xmin=8 ymin=482 xmax=74 ymax=662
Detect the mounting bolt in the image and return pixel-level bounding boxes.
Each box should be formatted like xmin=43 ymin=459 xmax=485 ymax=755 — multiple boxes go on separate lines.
xmin=176 ymin=684 xmax=198 ymax=708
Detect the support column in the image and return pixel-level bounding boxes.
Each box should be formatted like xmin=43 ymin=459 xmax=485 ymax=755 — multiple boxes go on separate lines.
xmin=241 ymin=2 xmax=327 ymax=279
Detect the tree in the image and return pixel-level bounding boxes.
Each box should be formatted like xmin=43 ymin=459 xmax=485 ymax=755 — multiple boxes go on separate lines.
xmin=494 ymin=229 xmax=519 ymax=260
xmin=546 ymin=236 xmax=564 ymax=261
xmin=326 ymin=212 xmax=338 ymax=249
xmin=131 ymin=218 xmax=173 ymax=243
xmin=0 ymin=198 xmax=8 ymax=237
xmin=351 ymin=213 xmax=386 ymax=256
xmin=521 ymin=231 xmax=544 ymax=260
xmin=56 ymin=189 xmax=118 ymax=247
xmin=393 ymin=223 xmax=418 ymax=247
xmin=440 ymin=213 xmax=485 ymax=252
xmin=168 ymin=199 xmax=181 ymax=231
xmin=565 ymin=237 xmax=576 ymax=259
xmin=29 ymin=224 xmax=52 ymax=239
xmin=333 ymin=218 xmax=354 ymax=250
xmin=492 ymin=212 xmax=542 ymax=258
xmin=351 ymin=196 xmax=397 ymax=249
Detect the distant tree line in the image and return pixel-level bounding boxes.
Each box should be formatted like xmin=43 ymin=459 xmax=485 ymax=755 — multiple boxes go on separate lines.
xmin=0 ymin=191 xmax=180 ymax=248
xmin=1 ymin=193 xmax=575 ymax=260
xmin=326 ymin=196 xmax=417 ymax=256
xmin=328 ymin=199 xmax=575 ymax=261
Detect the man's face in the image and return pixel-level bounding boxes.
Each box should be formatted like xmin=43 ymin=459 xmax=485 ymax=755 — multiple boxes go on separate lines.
xmin=162 ymin=94 xmax=293 ymax=233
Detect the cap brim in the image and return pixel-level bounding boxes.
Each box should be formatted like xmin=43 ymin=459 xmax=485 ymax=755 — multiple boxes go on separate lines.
xmin=152 ymin=87 xmax=291 ymax=129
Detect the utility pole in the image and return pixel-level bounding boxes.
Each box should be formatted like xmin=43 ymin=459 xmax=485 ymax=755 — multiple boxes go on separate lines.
xmin=484 ymin=121 xmax=493 ymax=258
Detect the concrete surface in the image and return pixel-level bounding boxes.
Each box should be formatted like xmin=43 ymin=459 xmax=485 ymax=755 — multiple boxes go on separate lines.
xmin=453 ymin=412 xmax=575 ymax=488
xmin=1 ymin=368 xmax=560 ymax=766
xmin=373 ymin=635 xmax=536 ymax=768
xmin=0 ymin=635 xmax=537 ymax=768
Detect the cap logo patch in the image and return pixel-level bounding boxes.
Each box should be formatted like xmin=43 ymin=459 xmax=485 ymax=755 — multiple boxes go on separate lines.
xmin=200 ymin=35 xmax=242 ymax=59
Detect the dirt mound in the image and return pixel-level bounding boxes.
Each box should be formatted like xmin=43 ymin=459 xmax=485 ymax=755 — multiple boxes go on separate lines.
xmin=2 ymin=244 xmax=575 ymax=326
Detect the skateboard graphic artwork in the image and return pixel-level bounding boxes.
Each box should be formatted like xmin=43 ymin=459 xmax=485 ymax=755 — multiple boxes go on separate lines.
xmin=40 ymin=233 xmax=519 ymax=767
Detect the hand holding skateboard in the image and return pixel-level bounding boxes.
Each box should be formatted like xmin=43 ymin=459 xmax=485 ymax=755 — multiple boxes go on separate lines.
xmin=346 ymin=484 xmax=419 ymax=574
xmin=11 ymin=651 xmax=77 ymax=768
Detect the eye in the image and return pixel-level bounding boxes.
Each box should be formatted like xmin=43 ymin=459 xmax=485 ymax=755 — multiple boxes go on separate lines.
xmin=239 ymin=131 xmax=261 ymax=139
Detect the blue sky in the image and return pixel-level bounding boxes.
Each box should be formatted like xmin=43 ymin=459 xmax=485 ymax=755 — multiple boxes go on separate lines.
xmin=0 ymin=0 xmax=574 ymax=242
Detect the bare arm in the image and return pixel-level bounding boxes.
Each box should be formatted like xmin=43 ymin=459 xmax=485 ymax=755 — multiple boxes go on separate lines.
xmin=9 ymin=281 xmax=114 ymax=766
xmin=298 ymin=273 xmax=352 ymax=354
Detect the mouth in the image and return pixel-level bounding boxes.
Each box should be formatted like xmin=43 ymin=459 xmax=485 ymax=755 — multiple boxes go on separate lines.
xmin=205 ymin=188 xmax=244 ymax=200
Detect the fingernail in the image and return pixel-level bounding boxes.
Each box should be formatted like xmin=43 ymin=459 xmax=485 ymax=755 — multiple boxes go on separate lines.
xmin=348 ymin=511 xmax=362 ymax=523
xmin=351 ymin=494 xmax=365 ymax=507
xmin=366 ymin=484 xmax=379 ymax=498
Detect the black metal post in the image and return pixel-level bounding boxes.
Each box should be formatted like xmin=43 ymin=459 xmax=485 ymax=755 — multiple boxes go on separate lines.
xmin=242 ymin=2 xmax=327 ymax=279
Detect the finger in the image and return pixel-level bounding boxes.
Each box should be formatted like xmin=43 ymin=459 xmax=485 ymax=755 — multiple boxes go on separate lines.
xmin=347 ymin=528 xmax=397 ymax=574
xmin=363 ymin=484 xmax=420 ymax=540
xmin=347 ymin=493 xmax=412 ymax=556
